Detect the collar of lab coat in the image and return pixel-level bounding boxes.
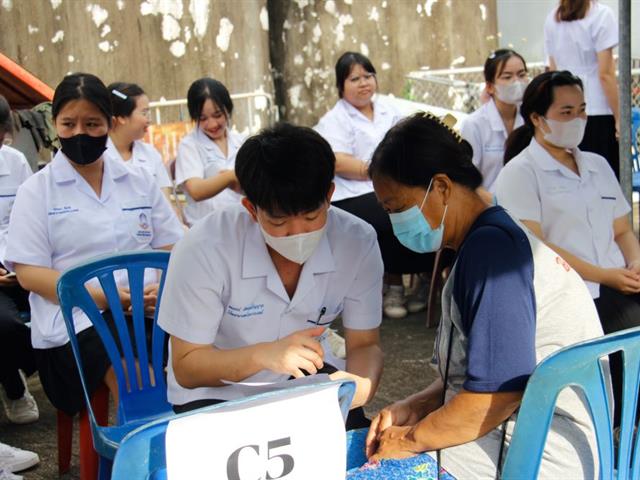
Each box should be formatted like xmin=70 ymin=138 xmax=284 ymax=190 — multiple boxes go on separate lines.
xmin=49 ymin=150 xmax=130 ymax=206
xmin=529 ymin=137 xmax=598 ymax=179
xmin=241 ymin=213 xmax=336 ymax=303
xmin=487 ymin=98 xmax=524 ymax=134
xmin=339 ymin=96 xmax=390 ymax=123
xmin=195 ymin=127 xmax=241 ymax=159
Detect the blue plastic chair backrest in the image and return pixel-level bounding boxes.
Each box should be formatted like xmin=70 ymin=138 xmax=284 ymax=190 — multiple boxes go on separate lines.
xmin=57 ymin=250 xmax=171 ymax=426
xmin=110 ymin=379 xmax=356 ymax=480
xmin=501 ymin=326 xmax=640 ymax=480
xmin=632 ymin=107 xmax=640 ymax=171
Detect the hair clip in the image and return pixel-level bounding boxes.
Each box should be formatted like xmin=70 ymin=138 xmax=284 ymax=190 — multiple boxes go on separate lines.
xmin=420 ymin=111 xmax=463 ymax=143
xmin=112 ymin=89 xmax=127 ymax=100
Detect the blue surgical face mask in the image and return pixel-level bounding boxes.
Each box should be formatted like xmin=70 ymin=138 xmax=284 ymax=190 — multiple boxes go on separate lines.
xmin=388 ymin=178 xmax=448 ymax=253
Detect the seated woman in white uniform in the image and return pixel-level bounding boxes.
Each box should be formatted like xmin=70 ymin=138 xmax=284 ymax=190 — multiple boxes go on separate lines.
xmin=460 ymin=49 xmax=527 ymax=192
xmin=4 ymin=73 xmax=184 ymax=417
xmin=544 ymin=0 xmax=620 ymax=177
xmin=315 ymin=52 xmax=433 ymax=319
xmin=159 ymin=123 xmax=384 ymax=430
xmin=496 ymin=70 xmax=640 ymax=426
xmin=365 ymin=113 xmax=604 ymax=479
xmin=174 ymin=77 xmax=244 ymax=226
xmin=0 ymin=95 xmax=39 ymax=427
xmin=105 ymin=82 xmax=175 ymax=207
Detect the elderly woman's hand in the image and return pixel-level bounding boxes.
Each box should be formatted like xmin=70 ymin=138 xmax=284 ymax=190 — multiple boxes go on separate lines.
xmin=366 ymin=398 xmax=421 ymax=458
xmin=369 ymin=425 xmax=421 ymax=461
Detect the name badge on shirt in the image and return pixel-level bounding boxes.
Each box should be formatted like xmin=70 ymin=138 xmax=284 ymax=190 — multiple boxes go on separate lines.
xmin=227 ymin=304 xmax=265 ymax=318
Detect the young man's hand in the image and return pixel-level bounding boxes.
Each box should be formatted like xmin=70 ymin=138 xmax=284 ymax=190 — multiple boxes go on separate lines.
xmin=256 ymin=327 xmax=325 ymax=378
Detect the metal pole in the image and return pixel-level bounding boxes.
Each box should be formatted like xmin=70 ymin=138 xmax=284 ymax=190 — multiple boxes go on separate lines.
xmin=618 ymin=0 xmax=633 ymax=226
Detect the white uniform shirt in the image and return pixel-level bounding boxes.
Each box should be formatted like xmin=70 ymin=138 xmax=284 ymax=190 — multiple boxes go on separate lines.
xmin=460 ymin=98 xmax=524 ymax=192
xmin=314 ymin=97 xmax=402 ymax=202
xmin=158 ymin=204 xmax=384 ymax=405
xmin=495 ymin=138 xmax=629 ymax=298
xmin=544 ymin=1 xmax=618 ymax=115
xmin=105 ymin=137 xmax=172 ymax=189
xmin=0 ymin=145 xmax=33 ymax=265
xmin=5 ymin=151 xmax=184 ymax=349
xmin=174 ymin=128 xmax=245 ymax=225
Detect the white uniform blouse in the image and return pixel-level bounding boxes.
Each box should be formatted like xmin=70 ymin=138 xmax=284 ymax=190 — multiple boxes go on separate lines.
xmin=460 ymin=98 xmax=524 ymax=192
xmin=158 ymin=205 xmax=384 ymax=405
xmin=314 ymin=97 xmax=402 ymax=202
xmin=495 ymin=138 xmax=629 ymax=298
xmin=4 ymin=151 xmax=184 ymax=349
xmin=174 ymin=127 xmax=245 ymax=225
xmin=105 ymin=137 xmax=172 ymax=189
xmin=0 ymin=145 xmax=32 ymax=265
xmin=544 ymin=1 xmax=618 ymax=116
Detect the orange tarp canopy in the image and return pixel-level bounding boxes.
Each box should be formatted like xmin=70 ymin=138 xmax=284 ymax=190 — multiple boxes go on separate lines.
xmin=0 ymin=52 xmax=53 ymax=109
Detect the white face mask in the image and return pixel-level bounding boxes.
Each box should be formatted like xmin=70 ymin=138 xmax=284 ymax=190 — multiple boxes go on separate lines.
xmin=494 ymin=80 xmax=527 ymax=105
xmin=260 ymin=223 xmax=326 ymax=264
xmin=542 ymin=117 xmax=587 ymax=149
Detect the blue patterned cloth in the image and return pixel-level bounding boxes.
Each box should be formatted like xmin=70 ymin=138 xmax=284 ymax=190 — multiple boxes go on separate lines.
xmin=346 ymin=428 xmax=456 ymax=480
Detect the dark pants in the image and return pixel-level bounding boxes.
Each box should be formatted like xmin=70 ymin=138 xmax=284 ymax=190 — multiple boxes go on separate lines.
xmin=580 ymin=115 xmax=619 ymax=179
xmin=332 ymin=192 xmax=435 ymax=274
xmin=594 ymin=285 xmax=640 ymax=427
xmin=0 ymin=285 xmax=35 ymax=400
xmin=173 ymin=365 xmax=371 ymax=431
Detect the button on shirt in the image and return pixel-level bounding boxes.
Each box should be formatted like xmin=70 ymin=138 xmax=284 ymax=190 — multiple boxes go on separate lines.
xmin=4 ymin=151 xmax=184 ymax=349
xmin=105 ymin=137 xmax=172 ymax=189
xmin=0 ymin=145 xmax=32 ymax=265
xmin=460 ymin=98 xmax=524 ymax=192
xmin=544 ymin=2 xmax=618 ymax=116
xmin=158 ymin=205 xmax=384 ymax=405
xmin=495 ymin=138 xmax=629 ymax=298
xmin=314 ymin=98 xmax=402 ymax=202
xmin=174 ymin=128 xmax=245 ymax=225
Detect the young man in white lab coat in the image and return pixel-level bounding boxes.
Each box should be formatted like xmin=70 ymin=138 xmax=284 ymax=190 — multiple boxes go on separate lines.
xmin=159 ymin=123 xmax=384 ymax=429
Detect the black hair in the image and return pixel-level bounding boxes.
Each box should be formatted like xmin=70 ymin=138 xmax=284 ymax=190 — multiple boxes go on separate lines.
xmin=52 ymin=73 xmax=112 ymax=126
xmin=504 ymin=70 xmax=584 ymax=163
xmin=186 ymin=77 xmax=233 ymax=121
xmin=335 ymin=52 xmax=376 ymax=98
xmin=0 ymin=94 xmax=11 ymax=133
xmin=369 ymin=113 xmax=483 ymax=190
xmin=235 ymin=123 xmax=335 ymax=216
xmin=484 ymin=49 xmax=527 ymax=84
xmin=107 ymin=82 xmax=145 ymax=117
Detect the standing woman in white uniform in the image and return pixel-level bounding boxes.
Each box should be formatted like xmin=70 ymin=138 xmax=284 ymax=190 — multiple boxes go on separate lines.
xmin=4 ymin=73 xmax=183 ymax=417
xmin=460 ymin=49 xmax=527 ymax=192
xmin=496 ymin=70 xmax=640 ymax=426
xmin=174 ymin=78 xmax=244 ymax=226
xmin=544 ymin=0 xmax=620 ymax=177
xmin=315 ymin=52 xmax=433 ymax=319
xmin=106 ymin=82 xmax=174 ymax=203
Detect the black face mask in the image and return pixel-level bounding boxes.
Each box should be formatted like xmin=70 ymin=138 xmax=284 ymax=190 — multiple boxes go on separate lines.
xmin=59 ymin=133 xmax=108 ymax=165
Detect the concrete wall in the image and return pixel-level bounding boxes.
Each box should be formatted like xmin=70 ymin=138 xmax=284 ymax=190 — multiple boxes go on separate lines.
xmin=1 ymin=0 xmax=498 ymax=128
xmin=0 ymin=0 xmax=273 ymax=130
xmin=270 ymin=0 xmax=498 ymax=125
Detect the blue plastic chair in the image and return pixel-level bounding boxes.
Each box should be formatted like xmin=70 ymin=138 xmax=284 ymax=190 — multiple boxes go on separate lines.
xmin=111 ymin=379 xmax=356 ymax=480
xmin=501 ymin=326 xmax=640 ymax=479
xmin=632 ymin=107 xmax=640 ymax=194
xmin=57 ymin=250 xmax=173 ymax=479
